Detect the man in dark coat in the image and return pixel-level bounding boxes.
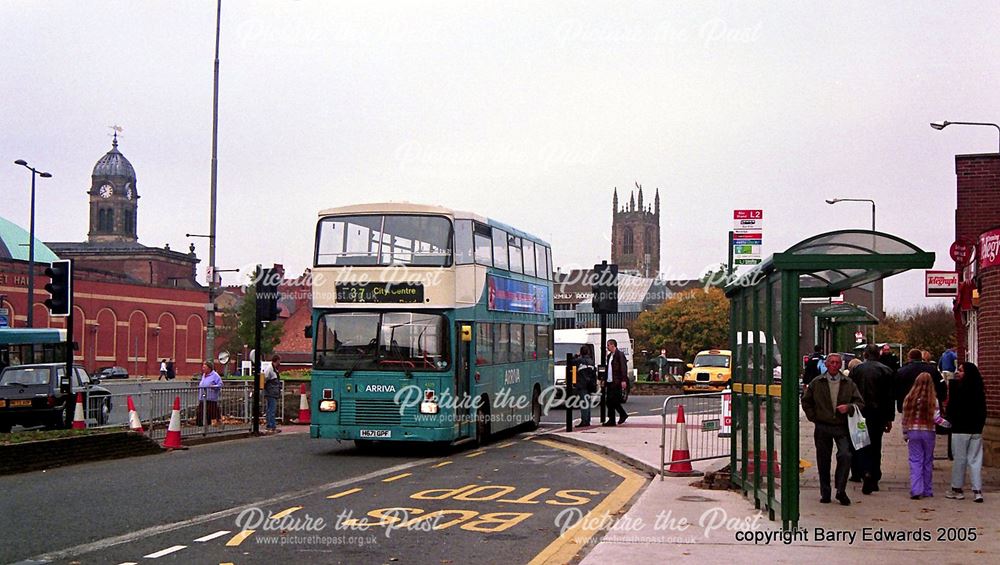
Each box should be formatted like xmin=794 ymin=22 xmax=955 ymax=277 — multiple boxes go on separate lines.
xmin=895 ymin=348 xmax=946 ymax=413
xmin=803 ymin=353 xmax=865 ymax=506
xmin=879 ymin=344 xmax=901 ymax=373
xmin=603 ymin=339 xmax=629 ymax=426
xmin=848 ymin=343 xmax=895 ymax=494
xmin=802 ymin=345 xmax=824 ymax=388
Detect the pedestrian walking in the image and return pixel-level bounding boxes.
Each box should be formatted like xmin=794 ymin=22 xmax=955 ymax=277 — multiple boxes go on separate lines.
xmin=847 ymin=344 xmax=895 ymax=495
xmin=602 ymin=339 xmax=629 ymax=426
xmin=895 ymin=349 xmax=946 ymax=413
xmin=901 ymin=372 xmax=950 ymax=500
xmin=939 ymin=346 xmax=958 ymax=381
xmin=879 ymin=344 xmax=900 ymax=373
xmin=802 ymin=353 xmax=864 ymax=506
xmin=263 ymin=354 xmax=283 ymax=433
xmin=158 ymin=359 xmax=167 ymax=381
xmin=945 ymin=362 xmax=986 ymax=503
xmin=573 ymin=345 xmax=597 ymax=427
xmin=166 ymin=358 xmax=176 ymax=381
xmin=802 ymin=345 xmax=824 ymax=389
xmin=197 ymin=361 xmax=223 ymax=426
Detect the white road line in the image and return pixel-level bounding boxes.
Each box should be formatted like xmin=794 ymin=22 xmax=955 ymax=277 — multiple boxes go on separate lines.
xmin=117 ymin=562 xmax=139 ymax=565
xmin=28 ymin=458 xmax=438 ymax=563
xmin=143 ymin=545 xmax=187 ymax=559
xmin=193 ymin=530 xmax=231 ymax=542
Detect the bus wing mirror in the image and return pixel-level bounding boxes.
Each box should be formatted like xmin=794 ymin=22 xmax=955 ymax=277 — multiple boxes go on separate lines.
xmin=304 ymin=324 xmax=313 ymax=339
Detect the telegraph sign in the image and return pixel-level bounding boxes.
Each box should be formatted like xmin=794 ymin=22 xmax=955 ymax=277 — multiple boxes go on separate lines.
xmin=925 ymin=270 xmax=959 ymax=297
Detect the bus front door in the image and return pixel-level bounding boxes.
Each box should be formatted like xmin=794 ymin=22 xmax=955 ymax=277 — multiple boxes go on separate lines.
xmin=456 ymin=322 xmax=472 ymax=437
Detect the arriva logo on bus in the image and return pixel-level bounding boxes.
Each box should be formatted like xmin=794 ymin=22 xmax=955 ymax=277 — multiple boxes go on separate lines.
xmin=504 ymin=368 xmax=520 ymax=385
xmin=365 ymin=384 xmax=398 ymax=393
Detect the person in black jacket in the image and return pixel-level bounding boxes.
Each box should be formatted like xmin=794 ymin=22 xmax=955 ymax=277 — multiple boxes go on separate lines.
xmin=572 ymin=345 xmax=597 ymax=427
xmin=802 ymin=345 xmax=824 ymax=388
xmin=603 ymin=340 xmax=629 ymax=426
xmin=848 ymin=344 xmax=895 ymax=494
xmin=945 ymin=362 xmax=987 ymax=503
xmin=895 ymin=349 xmax=946 ymax=413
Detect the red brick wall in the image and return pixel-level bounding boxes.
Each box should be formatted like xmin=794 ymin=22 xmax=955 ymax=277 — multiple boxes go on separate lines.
xmin=955 ymin=153 xmax=1000 ymax=420
xmin=980 ymin=267 xmax=1000 ymax=418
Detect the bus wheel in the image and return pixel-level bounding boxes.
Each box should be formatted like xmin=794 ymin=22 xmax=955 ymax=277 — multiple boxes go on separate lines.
xmin=527 ymin=387 xmax=542 ymax=430
xmin=476 ymin=400 xmax=491 ymax=447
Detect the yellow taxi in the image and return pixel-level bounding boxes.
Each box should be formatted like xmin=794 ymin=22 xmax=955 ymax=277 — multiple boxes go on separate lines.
xmin=682 ymin=349 xmax=732 ymax=393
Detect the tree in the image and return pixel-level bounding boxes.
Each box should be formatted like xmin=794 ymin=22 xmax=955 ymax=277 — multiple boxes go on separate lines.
xmin=878 ymin=303 xmax=955 ymax=356
xmin=633 ymin=287 xmax=730 ymax=362
xmin=217 ymin=283 xmax=284 ymax=358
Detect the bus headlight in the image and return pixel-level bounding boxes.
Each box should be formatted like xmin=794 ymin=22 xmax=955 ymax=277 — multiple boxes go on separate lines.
xmin=319 ymin=400 xmax=338 ymax=412
xmin=420 ymin=389 xmax=439 ymax=414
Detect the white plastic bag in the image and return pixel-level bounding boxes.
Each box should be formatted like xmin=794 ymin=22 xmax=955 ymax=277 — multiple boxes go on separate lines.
xmin=847 ymin=404 xmax=871 ymax=450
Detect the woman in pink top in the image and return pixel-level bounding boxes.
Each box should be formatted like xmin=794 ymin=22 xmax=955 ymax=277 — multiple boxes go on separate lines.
xmin=901 ymin=372 xmax=949 ymax=499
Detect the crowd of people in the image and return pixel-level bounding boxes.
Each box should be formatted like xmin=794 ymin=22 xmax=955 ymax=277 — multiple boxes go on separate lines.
xmin=802 ymin=343 xmax=986 ymax=505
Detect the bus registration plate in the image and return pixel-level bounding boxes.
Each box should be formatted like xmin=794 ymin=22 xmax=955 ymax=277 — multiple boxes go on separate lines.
xmin=360 ymin=429 xmax=391 ymax=439
xmin=336 ymin=283 xmax=424 ymax=304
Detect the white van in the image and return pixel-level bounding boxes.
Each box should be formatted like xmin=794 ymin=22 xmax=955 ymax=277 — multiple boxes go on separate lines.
xmin=554 ymin=328 xmax=634 ymax=402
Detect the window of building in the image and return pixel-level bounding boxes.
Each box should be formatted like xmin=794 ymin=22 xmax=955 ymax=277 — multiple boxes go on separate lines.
xmin=623 ymin=227 xmax=634 ymax=255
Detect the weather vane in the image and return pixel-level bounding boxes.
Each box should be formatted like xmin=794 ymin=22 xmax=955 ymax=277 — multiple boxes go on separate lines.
xmin=108 ymin=124 xmax=124 ymax=144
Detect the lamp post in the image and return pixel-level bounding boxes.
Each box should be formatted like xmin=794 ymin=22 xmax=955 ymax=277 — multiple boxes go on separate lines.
xmin=930 ymin=121 xmax=1000 ymax=152
xmin=825 ymin=198 xmax=877 ymax=342
xmin=207 ymin=0 xmax=223 ymax=364
xmin=13 ymin=160 xmax=52 ymax=328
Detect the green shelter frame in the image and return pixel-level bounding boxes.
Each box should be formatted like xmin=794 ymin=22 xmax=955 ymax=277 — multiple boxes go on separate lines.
xmin=724 ymin=230 xmax=934 ymax=528
xmin=813 ymin=302 xmax=879 ymax=353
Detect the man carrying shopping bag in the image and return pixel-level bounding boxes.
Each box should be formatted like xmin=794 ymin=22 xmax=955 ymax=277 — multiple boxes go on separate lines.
xmin=803 ymin=353 xmax=865 ymax=506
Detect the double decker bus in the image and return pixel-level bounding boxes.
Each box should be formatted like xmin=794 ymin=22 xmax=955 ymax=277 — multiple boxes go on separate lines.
xmin=309 ymin=203 xmax=554 ymax=447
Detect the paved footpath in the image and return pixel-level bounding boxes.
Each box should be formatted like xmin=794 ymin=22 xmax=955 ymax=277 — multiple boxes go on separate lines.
xmin=547 ymin=411 xmax=1000 ymax=564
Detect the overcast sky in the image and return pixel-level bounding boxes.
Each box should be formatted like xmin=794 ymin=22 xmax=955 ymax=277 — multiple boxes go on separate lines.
xmin=3 ymin=1 xmax=998 ymax=313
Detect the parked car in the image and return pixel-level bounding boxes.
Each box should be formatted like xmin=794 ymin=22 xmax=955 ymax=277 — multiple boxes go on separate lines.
xmin=97 ymin=366 xmax=129 ymax=379
xmin=683 ymin=349 xmax=732 ymax=393
xmin=0 ymin=364 xmax=112 ymax=432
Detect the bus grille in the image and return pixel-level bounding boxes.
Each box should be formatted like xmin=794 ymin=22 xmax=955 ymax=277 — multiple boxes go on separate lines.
xmin=343 ymin=399 xmax=403 ymax=426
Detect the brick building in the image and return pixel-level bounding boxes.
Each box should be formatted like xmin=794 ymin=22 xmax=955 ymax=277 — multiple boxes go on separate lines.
xmin=953 ymin=152 xmax=1000 ymax=465
xmin=0 ymin=136 xmax=208 ymax=376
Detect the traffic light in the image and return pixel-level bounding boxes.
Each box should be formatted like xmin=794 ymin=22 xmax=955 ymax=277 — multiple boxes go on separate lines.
xmin=44 ymin=260 xmax=73 ymax=317
xmin=591 ymin=261 xmax=618 ymax=314
xmin=256 ymin=267 xmax=280 ymax=322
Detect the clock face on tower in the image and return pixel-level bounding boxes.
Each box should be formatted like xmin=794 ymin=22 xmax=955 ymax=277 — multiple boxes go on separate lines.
xmin=99 ymin=184 xmax=113 ymax=199
xmin=125 ymin=183 xmax=133 ymax=200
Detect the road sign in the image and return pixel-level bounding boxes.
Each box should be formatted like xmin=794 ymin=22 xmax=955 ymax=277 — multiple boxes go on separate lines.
xmin=734 ymin=209 xmax=764 ymax=231
xmin=981 ymin=228 xmax=1000 ymax=270
xmin=855 ymin=331 xmax=864 ymax=343
xmin=925 ymin=270 xmax=959 ymax=297
xmin=950 ymin=238 xmax=974 ymax=266
xmin=734 ymin=258 xmax=761 ymax=265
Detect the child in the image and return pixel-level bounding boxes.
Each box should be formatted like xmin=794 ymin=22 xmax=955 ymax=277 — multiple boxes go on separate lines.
xmin=901 ymin=372 xmax=950 ymax=499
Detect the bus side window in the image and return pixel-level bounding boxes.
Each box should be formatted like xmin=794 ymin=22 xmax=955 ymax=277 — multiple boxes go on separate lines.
xmin=522 ymin=240 xmax=536 ymax=277
xmin=508 ymin=235 xmax=523 ymax=274
xmin=535 ymin=244 xmax=546 ymax=279
xmin=537 ymin=325 xmax=551 ymax=359
xmin=473 ymin=222 xmax=493 ymax=267
xmin=455 ymin=220 xmax=475 ymax=265
xmin=476 ymin=323 xmax=493 ymax=366
xmin=510 ymin=324 xmax=523 ymax=363
xmin=494 ymin=323 xmax=510 ymax=364
xmin=492 ymin=230 xmax=509 ymax=271
xmin=524 ymin=325 xmax=537 ymax=360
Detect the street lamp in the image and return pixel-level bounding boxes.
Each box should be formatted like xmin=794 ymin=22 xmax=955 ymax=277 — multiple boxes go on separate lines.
xmin=826 ymin=197 xmax=877 ymax=342
xmin=13 ymin=159 xmax=52 ymax=328
xmin=930 ymin=121 xmax=1000 ymax=153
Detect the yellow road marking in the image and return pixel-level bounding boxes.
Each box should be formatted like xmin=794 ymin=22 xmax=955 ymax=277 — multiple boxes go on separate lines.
xmin=225 ymin=530 xmax=255 ymax=547
xmin=496 ymin=441 xmax=516 ymax=449
xmin=269 ymin=506 xmax=302 ymax=520
xmin=465 ymin=450 xmax=486 ymax=458
xmin=327 ymin=487 xmax=362 ymax=499
xmin=383 ymin=472 xmax=413 ymax=482
xmin=431 ymin=460 xmax=453 ymax=468
xmin=528 ymin=439 xmax=646 ymax=565
xmin=221 ymin=563 xmax=235 ymax=565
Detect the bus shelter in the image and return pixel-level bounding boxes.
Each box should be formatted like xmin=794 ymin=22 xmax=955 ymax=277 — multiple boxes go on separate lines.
xmin=812 ymin=303 xmax=879 ymax=354
xmin=724 ymin=230 xmax=934 ymax=528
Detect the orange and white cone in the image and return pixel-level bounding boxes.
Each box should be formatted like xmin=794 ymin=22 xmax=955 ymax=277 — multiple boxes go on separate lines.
xmin=297 ymin=383 xmax=311 ymax=425
xmin=71 ymin=392 xmax=87 ymax=430
xmin=667 ymin=404 xmax=700 ymax=476
xmin=127 ymin=395 xmax=144 ymax=434
xmin=162 ymin=396 xmax=186 ymax=449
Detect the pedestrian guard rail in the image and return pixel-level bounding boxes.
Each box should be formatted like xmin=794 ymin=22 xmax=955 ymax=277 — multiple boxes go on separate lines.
xmin=660 ymin=391 xmax=731 ymax=480
xmin=82 ymin=381 xmax=284 ymax=438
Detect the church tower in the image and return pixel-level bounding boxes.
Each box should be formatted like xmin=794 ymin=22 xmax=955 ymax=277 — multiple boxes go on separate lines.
xmin=88 ymin=133 xmax=139 ymax=244
xmin=610 ymin=183 xmax=660 ymax=277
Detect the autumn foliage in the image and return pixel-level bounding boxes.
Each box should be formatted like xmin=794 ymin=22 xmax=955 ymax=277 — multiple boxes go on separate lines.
xmin=633 ymin=287 xmax=730 ymax=362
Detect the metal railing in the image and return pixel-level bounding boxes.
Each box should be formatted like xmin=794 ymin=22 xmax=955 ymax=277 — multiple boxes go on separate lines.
xmin=81 ymin=381 xmax=285 ymax=439
xmin=659 ymin=392 xmax=731 ymax=480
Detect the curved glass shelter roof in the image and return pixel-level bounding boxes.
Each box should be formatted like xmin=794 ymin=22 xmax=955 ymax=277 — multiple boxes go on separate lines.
xmin=812 ymin=302 xmax=879 ymax=325
xmin=726 ymin=230 xmax=935 ymax=297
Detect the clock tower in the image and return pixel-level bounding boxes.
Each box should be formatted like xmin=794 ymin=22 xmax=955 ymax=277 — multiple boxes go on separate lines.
xmin=88 ymin=133 xmax=139 ymax=243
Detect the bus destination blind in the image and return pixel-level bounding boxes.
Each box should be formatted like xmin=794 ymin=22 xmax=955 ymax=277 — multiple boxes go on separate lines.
xmin=336 ymin=282 xmax=425 ymax=304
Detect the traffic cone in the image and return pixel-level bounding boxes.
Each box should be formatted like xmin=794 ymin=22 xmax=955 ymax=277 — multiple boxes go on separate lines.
xmin=666 ymin=404 xmax=700 ymax=476
xmin=71 ymin=392 xmax=87 ymax=430
xmin=297 ymin=383 xmax=311 ymax=424
xmin=127 ymin=395 xmax=144 ymax=434
xmin=163 ymin=396 xmax=186 ymax=449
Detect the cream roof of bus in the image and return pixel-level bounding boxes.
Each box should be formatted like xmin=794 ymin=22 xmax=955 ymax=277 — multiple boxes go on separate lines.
xmin=316 ymin=202 xmax=550 ymax=246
